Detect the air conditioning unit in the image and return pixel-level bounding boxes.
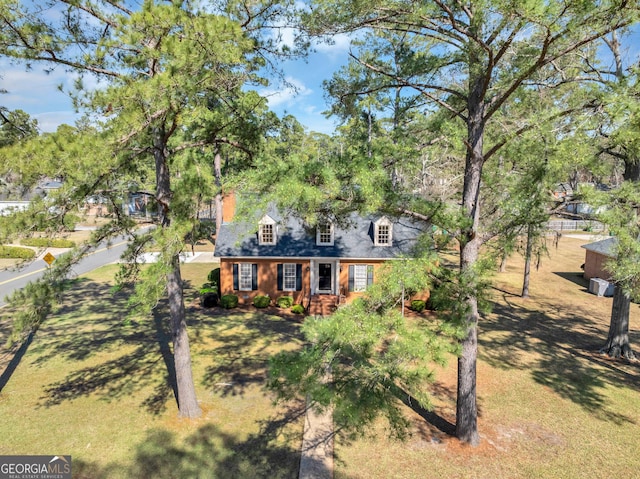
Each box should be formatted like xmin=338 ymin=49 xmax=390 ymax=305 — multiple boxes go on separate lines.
xmin=589 ymin=278 xmax=614 ymax=297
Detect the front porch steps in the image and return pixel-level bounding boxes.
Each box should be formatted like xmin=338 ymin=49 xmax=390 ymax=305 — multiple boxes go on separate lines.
xmin=308 ymin=294 xmax=340 ymax=316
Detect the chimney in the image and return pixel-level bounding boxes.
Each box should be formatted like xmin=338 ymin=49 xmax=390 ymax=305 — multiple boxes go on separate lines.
xmin=222 ymin=190 xmax=236 ymax=223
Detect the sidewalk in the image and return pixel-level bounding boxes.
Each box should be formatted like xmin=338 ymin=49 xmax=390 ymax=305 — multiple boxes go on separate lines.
xmin=299 ymin=403 xmax=334 ymax=479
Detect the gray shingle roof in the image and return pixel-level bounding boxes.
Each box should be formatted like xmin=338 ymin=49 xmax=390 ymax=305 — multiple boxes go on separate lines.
xmin=214 ymin=207 xmax=427 ymax=259
xmin=581 ymin=237 xmax=617 ymax=257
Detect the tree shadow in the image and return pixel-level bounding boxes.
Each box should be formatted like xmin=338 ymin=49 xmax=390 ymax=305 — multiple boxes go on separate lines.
xmin=198 ymin=309 xmax=303 ymax=398
xmin=0 ymin=330 xmax=35 ymax=393
xmin=554 ymin=271 xmax=590 ymax=291
xmin=32 ymin=278 xmax=181 ymax=415
xmin=481 ymin=282 xmax=639 ymax=425
xmin=71 ymin=402 xmax=325 ymax=479
xmin=391 ymin=382 xmax=456 ymax=437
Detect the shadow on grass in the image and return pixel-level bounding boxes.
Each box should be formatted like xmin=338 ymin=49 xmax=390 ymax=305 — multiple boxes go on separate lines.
xmin=197 ymin=308 xmax=304 ymax=398
xmin=0 ymin=330 xmax=35 ymax=393
xmin=33 ymin=275 xmax=307 ymax=419
xmin=481 ymin=275 xmax=639 ymax=425
xmin=554 ymin=271 xmax=590 ymax=291
xmin=29 ymin=278 xmax=183 ymax=415
xmin=72 ymin=407 xmax=312 ymax=479
xmin=391 ymin=383 xmax=456 ymax=437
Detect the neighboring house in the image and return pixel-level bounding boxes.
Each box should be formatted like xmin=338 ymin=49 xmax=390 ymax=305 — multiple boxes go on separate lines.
xmin=0 ymin=179 xmax=62 ymax=216
xmin=553 ymin=182 xmax=574 ymax=200
xmin=214 ymin=198 xmax=428 ymax=313
xmin=582 ymin=237 xmax=617 ymax=281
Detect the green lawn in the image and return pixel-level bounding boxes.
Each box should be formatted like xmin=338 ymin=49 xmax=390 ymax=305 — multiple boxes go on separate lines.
xmin=333 ymin=237 xmax=640 ymax=478
xmin=0 ymin=263 xmax=304 ymax=479
xmin=2 ymin=238 xmax=639 ymax=478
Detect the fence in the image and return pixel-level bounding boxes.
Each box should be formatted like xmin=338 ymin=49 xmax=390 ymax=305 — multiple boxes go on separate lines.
xmin=546 ymin=219 xmax=605 ymax=232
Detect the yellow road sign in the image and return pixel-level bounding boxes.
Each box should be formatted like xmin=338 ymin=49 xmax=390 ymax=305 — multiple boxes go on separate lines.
xmin=43 ymin=252 xmax=56 ymax=265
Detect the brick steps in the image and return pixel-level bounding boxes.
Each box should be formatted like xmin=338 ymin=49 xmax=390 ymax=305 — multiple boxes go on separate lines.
xmin=309 ymin=295 xmax=339 ymax=316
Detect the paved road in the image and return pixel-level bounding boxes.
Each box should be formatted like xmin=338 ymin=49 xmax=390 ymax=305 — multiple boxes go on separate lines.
xmin=0 ymin=234 xmax=133 ymax=308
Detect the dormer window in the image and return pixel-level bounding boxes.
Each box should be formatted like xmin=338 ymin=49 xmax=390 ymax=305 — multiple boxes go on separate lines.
xmin=316 ymin=222 xmax=334 ymax=246
xmin=259 ymin=215 xmax=277 ymax=245
xmin=374 ymin=217 xmax=393 ymax=246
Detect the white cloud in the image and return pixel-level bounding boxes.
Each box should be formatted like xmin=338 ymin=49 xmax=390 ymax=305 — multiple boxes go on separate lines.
xmin=261 ymin=76 xmax=313 ymax=108
xmin=33 ymin=111 xmax=82 ymax=133
xmin=314 ymin=33 xmax=352 ymax=58
xmin=1 ymin=62 xmax=74 ymax=114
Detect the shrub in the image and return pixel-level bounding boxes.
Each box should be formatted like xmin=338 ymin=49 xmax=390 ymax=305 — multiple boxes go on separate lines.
xmin=276 ymin=296 xmax=294 ymax=308
xmin=0 ymin=245 xmax=36 ymax=259
xmin=253 ymin=295 xmax=271 ymax=308
xmin=201 ymin=293 xmax=218 ymax=308
xmin=291 ymin=304 xmax=305 ymax=314
xmin=220 ymin=294 xmax=238 ymax=309
xmin=410 ymin=300 xmax=426 ymax=312
xmin=207 ymin=267 xmax=220 ymax=283
xmin=63 ymin=214 xmax=80 ymax=231
xmin=21 ymin=238 xmax=75 ymax=248
xmin=199 ymin=286 xmax=217 ymax=295
xmin=207 ymin=268 xmax=220 ymax=294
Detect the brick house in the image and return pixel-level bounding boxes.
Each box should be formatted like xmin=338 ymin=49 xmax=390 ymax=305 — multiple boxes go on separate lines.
xmin=581 ymin=237 xmax=617 ymax=280
xmin=213 ymin=197 xmax=428 ymax=313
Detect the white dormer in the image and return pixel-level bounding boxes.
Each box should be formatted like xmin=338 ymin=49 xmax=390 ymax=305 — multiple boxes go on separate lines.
xmin=258 ymin=215 xmax=277 ymax=245
xmin=316 ymin=222 xmax=334 ymax=246
xmin=374 ymin=216 xmax=393 ymax=246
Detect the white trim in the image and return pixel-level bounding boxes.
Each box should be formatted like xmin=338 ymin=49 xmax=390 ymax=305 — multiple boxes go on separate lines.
xmin=258 ymin=215 xmax=277 ymax=245
xmin=283 ymin=263 xmax=297 ymax=291
xmin=239 ymin=263 xmax=253 ymax=291
xmin=316 ymin=222 xmax=335 ymax=246
xmin=352 ymin=264 xmax=368 ymax=292
xmin=374 ymin=216 xmax=393 ymax=247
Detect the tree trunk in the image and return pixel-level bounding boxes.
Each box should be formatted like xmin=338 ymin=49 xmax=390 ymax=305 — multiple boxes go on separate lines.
xmin=601 ymin=285 xmax=636 ymax=360
xmin=456 ymin=67 xmax=484 ymax=446
xmin=522 ymin=225 xmax=533 ymax=298
xmin=168 ymin=255 xmax=202 ymax=417
xmin=154 ymin=127 xmax=202 ymax=418
xmin=499 ymin=254 xmax=507 ymax=273
xmin=214 ymin=147 xmax=223 ymax=230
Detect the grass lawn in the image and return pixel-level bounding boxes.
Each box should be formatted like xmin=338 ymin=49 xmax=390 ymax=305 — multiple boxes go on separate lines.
xmin=333 ymin=236 xmax=640 ymax=479
xmin=1 ymin=236 xmax=639 ymax=478
xmin=0 ymin=263 xmax=304 ymax=479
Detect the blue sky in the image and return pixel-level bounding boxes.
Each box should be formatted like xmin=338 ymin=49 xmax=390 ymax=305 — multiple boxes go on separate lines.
xmin=1 ymin=20 xmax=638 ymax=136
xmin=0 ymin=33 xmax=351 ymax=135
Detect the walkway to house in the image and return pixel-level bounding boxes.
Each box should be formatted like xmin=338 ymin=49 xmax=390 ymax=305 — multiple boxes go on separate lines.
xmin=299 ymin=404 xmax=334 ymax=479
xmin=191 ymin=252 xmax=335 ymax=478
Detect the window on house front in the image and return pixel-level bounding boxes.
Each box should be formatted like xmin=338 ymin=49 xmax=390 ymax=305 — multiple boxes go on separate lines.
xmin=239 ymin=263 xmax=253 ymax=290
xmin=377 ymin=224 xmax=390 ymax=245
xmin=374 ymin=217 xmax=393 ymax=246
xmin=283 ymin=263 xmax=297 ymax=290
xmin=349 ymin=264 xmax=373 ymax=292
xmin=258 ymin=215 xmax=277 ymax=245
xmin=277 ymin=263 xmax=303 ymax=291
xmin=317 ymin=222 xmax=334 ymax=245
xmin=260 ymin=223 xmax=275 ymax=244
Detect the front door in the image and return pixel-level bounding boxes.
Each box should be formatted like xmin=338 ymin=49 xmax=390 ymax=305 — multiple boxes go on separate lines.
xmin=318 ymin=263 xmax=332 ymax=293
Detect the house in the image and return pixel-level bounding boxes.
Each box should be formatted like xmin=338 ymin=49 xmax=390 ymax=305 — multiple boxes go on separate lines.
xmin=213 ymin=197 xmax=429 ymax=314
xmin=581 ymin=237 xmax=617 ymax=296
xmin=581 ymin=237 xmax=617 ymax=281
xmin=0 ymin=179 xmax=62 ymax=216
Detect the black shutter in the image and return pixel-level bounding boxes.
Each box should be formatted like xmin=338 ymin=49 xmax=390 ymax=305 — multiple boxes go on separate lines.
xmin=277 ymin=264 xmax=283 ymax=291
xmin=296 ymin=264 xmax=303 ymax=291
xmin=348 ymin=265 xmax=354 ymax=292
xmin=367 ymin=265 xmax=374 ymax=286
xmin=252 ymin=263 xmax=258 ymax=290
xmin=232 ymin=264 xmax=239 ymax=290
